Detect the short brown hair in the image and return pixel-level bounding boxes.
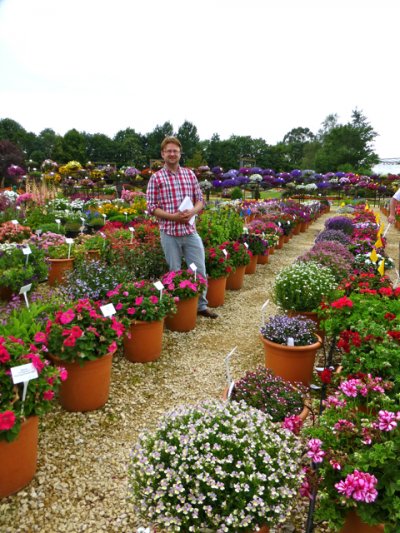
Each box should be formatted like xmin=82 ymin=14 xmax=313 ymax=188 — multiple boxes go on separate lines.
xmin=161 ymin=136 xmax=182 ymax=151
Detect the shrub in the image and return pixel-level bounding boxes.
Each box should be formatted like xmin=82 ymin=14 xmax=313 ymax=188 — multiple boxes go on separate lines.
xmin=315 ymin=229 xmax=352 ymax=247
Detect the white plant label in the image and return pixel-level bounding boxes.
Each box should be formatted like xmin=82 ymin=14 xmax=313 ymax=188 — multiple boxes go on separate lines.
xmin=36 ymin=229 xmax=42 ymax=236
xmin=153 ymin=280 xmax=164 ymax=300
xmin=129 ymin=227 xmax=135 ymax=232
xmin=243 ymin=242 xmax=249 ymax=249
xmin=23 ymin=245 xmax=32 ymax=255
xmin=243 ymin=227 xmax=249 ymax=234
xmin=16 ymin=206 xmax=21 ymax=210
xmin=287 ymin=337 xmax=295 ymax=347
xmin=100 ymin=303 xmax=116 ymax=317
xmin=224 ymin=346 xmax=238 ymax=387
xmin=260 ymin=299 xmax=270 ymax=328
xmin=227 ymin=380 xmax=235 ymax=400
xmin=129 ymin=226 xmax=135 ymax=243
xmin=19 ymin=283 xmax=32 ymax=308
xmin=11 ymin=219 xmax=18 ymax=225
xmin=11 ymin=363 xmax=38 ymax=384
xmin=189 ymin=262 xmax=197 ymax=280
xmin=80 ymin=217 xmax=85 ymax=224
xmin=222 ymin=248 xmax=228 ymax=257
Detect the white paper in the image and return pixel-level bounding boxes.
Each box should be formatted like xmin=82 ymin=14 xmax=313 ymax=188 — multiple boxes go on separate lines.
xmin=153 ymin=281 xmax=164 ymax=291
xmin=23 ymin=245 xmax=32 ymax=255
xmin=178 ymin=196 xmax=195 ymax=225
xmin=100 ymin=303 xmax=116 ymax=317
xmin=65 ymin=238 xmax=74 ymax=245
xmin=11 ymin=363 xmax=38 ymax=384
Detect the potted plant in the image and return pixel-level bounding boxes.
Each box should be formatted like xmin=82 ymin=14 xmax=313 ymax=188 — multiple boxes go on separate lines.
xmin=229 ymin=366 xmax=308 ymax=426
xmin=0 ymin=244 xmax=48 ymax=299
xmin=106 ymin=280 xmax=176 ymax=363
xmin=161 ymin=269 xmax=207 ymax=332
xmin=80 ymin=233 xmax=108 ymax=260
xmin=204 ymin=244 xmax=233 ymax=307
xmin=0 ymin=221 xmax=32 ymax=243
xmin=224 ymin=240 xmax=252 ymax=290
xmin=238 ymin=233 xmax=269 ymax=274
xmin=0 ymin=331 xmax=66 ymax=497
xmin=45 ymin=242 xmax=81 ymax=286
xmin=273 ymin=260 xmax=337 ymax=336
xmin=129 ymin=399 xmax=304 ymax=532
xmin=302 ymin=375 xmax=398 ymax=532
xmin=260 ymin=314 xmax=322 ymax=386
xmin=41 ymin=298 xmax=126 ymax=412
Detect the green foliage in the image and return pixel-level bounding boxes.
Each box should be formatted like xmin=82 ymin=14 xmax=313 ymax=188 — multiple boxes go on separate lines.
xmin=0 ymin=299 xmax=59 ymax=339
xmin=197 ymin=206 xmax=244 ymax=246
xmin=0 ymin=245 xmax=48 ymax=291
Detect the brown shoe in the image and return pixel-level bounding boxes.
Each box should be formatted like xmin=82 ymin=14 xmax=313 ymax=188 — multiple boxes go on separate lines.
xmin=197 ymin=308 xmax=219 ymax=319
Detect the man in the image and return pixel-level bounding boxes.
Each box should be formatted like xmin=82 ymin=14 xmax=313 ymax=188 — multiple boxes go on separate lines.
xmin=388 ymin=187 xmax=400 ymax=224
xmin=146 ymin=136 xmax=218 ymax=319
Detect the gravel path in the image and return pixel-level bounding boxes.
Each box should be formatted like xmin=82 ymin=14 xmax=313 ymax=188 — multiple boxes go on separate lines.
xmin=1 ymin=205 xmax=396 ymax=533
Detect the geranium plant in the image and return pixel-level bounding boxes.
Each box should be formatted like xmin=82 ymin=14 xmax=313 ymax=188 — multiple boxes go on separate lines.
xmin=230 ymin=366 xmax=307 ymax=423
xmin=41 ymin=298 xmax=126 ymax=363
xmin=0 ymin=335 xmax=67 ymax=442
xmin=223 ymin=240 xmax=251 ymax=269
xmin=261 ymin=315 xmax=318 ymax=346
xmin=129 ymin=400 xmax=304 ymax=532
xmin=204 ymin=244 xmax=233 ymax=279
xmin=106 ymin=279 xmax=176 ymax=322
xmin=302 ymin=376 xmax=400 ymax=531
xmin=161 ymin=269 xmax=207 ymax=301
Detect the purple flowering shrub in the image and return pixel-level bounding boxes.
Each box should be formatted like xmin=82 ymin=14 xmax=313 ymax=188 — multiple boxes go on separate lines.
xmin=297 ymin=241 xmax=354 ymax=283
xmin=230 ymin=366 xmax=306 ymax=421
xmin=315 ymin=229 xmax=352 ymax=247
xmin=324 ymin=216 xmax=355 ymax=236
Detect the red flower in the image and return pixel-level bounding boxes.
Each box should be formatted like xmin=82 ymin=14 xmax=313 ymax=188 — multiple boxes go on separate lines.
xmin=318 ymin=368 xmax=333 ymax=384
xmin=384 ymin=313 xmax=396 ymax=321
xmin=331 ymin=296 xmax=353 ymax=309
xmin=0 ymin=410 xmax=16 ymax=431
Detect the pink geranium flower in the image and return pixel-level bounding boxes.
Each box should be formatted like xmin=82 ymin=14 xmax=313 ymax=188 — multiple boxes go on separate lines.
xmin=0 ymin=410 xmax=16 ymax=431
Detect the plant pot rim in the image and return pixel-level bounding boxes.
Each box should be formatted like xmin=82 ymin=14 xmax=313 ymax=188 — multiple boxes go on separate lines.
xmin=260 ymin=334 xmax=322 ymax=351
xmin=48 ymin=350 xmax=115 ymax=365
xmin=48 ymin=257 xmax=76 ymax=262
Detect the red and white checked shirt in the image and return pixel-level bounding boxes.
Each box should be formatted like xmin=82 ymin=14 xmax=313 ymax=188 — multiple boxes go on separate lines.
xmin=146 ymin=165 xmax=204 ymax=236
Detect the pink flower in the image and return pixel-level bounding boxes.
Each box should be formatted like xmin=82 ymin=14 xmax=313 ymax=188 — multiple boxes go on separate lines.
xmin=63 ymin=335 xmax=76 ymax=347
xmin=24 ymin=353 xmax=45 ymax=373
xmin=43 ymin=390 xmax=54 ymax=401
xmin=59 ymin=367 xmax=68 ymax=381
xmin=306 ymin=438 xmax=325 ymax=463
xmin=0 ymin=345 xmax=10 ymax=364
xmin=59 ymin=309 xmax=75 ymax=325
xmin=135 ymin=296 xmax=144 ymax=306
xmin=330 ymin=460 xmax=342 ymax=470
xmin=377 ymin=410 xmax=397 ymax=431
xmin=108 ymin=341 xmax=117 ymax=353
xmin=339 ymin=379 xmax=359 ymax=398
xmin=149 ymin=295 xmax=159 ymax=304
xmin=33 ymin=331 xmax=47 ymax=343
xmin=282 ymin=415 xmax=303 ymax=435
xmin=115 ymin=303 xmax=123 ymax=310
xmin=335 ymin=470 xmax=378 ymax=503
xmin=127 ymin=307 xmax=136 ymax=315
xmin=111 ymin=318 xmax=125 ymax=337
xmin=0 ymin=410 xmax=16 ymax=431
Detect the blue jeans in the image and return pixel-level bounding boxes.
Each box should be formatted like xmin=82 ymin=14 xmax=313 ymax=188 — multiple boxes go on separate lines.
xmin=160 ymin=231 xmax=208 ymax=311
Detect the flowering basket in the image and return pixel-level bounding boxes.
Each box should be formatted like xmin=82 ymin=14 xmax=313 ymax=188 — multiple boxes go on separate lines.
xmin=41 ymin=298 xmax=126 ymax=363
xmin=302 ymin=376 xmax=400 ymax=531
xmin=0 ymin=336 xmax=66 ymax=442
xmin=129 ymin=400 xmax=303 ymax=532
xmin=261 ymin=314 xmax=318 ymax=346
xmin=106 ymin=280 xmax=176 ymax=322
xmin=161 ymin=269 xmax=207 ymax=301
xmin=204 ymin=245 xmax=233 ymax=279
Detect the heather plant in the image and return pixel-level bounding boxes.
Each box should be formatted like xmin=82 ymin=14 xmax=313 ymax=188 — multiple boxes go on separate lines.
xmin=230 ymin=366 xmax=307 ymax=422
xmin=315 ymin=229 xmax=352 ymax=247
xmin=324 ymin=216 xmax=355 ymax=235
xmin=129 ymin=400 xmax=304 ymax=532
xmin=273 ymin=261 xmax=337 ymax=312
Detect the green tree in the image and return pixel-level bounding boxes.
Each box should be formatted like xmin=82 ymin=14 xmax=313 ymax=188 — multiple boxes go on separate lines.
xmin=145 ymin=122 xmax=174 ymax=160
xmin=60 ymin=129 xmax=87 ymax=163
xmin=282 ymin=127 xmax=316 ymax=168
xmin=85 ymin=133 xmax=115 ymax=164
xmin=113 ymin=128 xmax=146 ymax=167
xmin=177 ymin=121 xmax=200 ymax=161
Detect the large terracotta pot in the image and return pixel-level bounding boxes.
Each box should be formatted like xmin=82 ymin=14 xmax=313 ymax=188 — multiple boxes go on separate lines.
xmin=48 ymin=257 xmax=75 ymax=286
xmin=340 ymin=510 xmax=384 ymax=532
xmin=165 ymin=295 xmax=199 ymax=332
xmin=245 ymin=254 xmax=258 ymax=274
xmin=292 ymin=224 xmax=301 ymax=235
xmin=0 ymin=416 xmax=39 ymax=498
xmin=260 ymin=334 xmax=322 ymax=386
xmin=123 ymin=319 xmax=164 ymax=363
xmin=283 ymin=235 xmax=290 ymax=244
xmin=257 ymin=253 xmax=269 ymax=265
xmin=48 ymin=352 xmax=113 ymax=412
xmin=276 ymin=236 xmax=284 ymax=249
xmin=206 ymin=276 xmax=227 ymax=308
xmin=226 ymin=265 xmax=246 ymax=290
xmin=300 ymin=221 xmax=307 ymax=232
xmin=268 ymin=246 xmax=275 ymax=255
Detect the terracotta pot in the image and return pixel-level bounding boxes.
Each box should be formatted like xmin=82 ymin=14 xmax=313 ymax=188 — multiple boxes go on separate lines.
xmin=260 ymin=334 xmax=322 ymax=386
xmin=276 ymin=236 xmax=284 ymax=249
xmin=206 ymin=276 xmax=227 ymax=308
xmin=123 ymin=319 xmax=164 ymax=363
xmin=300 ymin=221 xmax=307 ymax=232
xmin=268 ymin=246 xmax=275 ymax=255
xmin=245 ymin=255 xmax=258 ymax=274
xmin=48 ymin=352 xmax=113 ymax=412
xmin=48 ymin=257 xmax=75 ymax=286
xmin=0 ymin=416 xmax=39 ymax=498
xmin=85 ymin=250 xmax=101 ymax=261
xmin=165 ymin=295 xmax=199 ymax=332
xmin=283 ymin=235 xmax=290 ymax=243
xmin=339 ymin=510 xmax=384 ymax=532
xmin=226 ymin=265 xmax=246 ymax=290
xmin=292 ymin=224 xmax=301 ymax=235
xmin=257 ymin=253 xmax=269 ymax=265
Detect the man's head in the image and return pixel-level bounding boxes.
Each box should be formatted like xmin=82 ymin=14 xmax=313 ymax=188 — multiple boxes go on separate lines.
xmin=161 ymin=136 xmax=182 ymax=168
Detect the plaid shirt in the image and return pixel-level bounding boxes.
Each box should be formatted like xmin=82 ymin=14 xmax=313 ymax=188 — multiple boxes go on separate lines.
xmin=146 ymin=165 xmax=203 ymax=236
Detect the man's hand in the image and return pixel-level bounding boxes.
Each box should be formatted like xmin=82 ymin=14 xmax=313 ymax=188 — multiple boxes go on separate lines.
xmin=388 ymin=214 xmax=395 ymax=224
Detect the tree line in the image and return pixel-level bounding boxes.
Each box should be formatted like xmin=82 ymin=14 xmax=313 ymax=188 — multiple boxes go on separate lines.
xmin=0 ymin=109 xmax=379 ymax=178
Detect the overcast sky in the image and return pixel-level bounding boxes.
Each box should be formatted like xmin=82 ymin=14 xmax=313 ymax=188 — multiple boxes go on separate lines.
xmin=1 ymin=0 xmax=399 ymax=159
